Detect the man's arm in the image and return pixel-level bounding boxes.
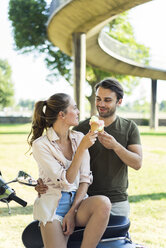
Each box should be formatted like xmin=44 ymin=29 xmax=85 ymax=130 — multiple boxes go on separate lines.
xmin=98 ymin=132 xmax=142 ymax=170
xmin=35 ymin=178 xmax=48 ymax=196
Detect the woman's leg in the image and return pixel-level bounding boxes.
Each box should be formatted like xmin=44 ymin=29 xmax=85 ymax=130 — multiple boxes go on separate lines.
xmin=75 ymin=195 xmax=111 ymax=248
xmin=40 ymin=220 xmax=68 ymax=248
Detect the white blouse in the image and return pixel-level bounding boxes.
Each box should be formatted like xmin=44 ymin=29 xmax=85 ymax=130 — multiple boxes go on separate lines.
xmin=33 ymin=127 xmax=93 ymax=225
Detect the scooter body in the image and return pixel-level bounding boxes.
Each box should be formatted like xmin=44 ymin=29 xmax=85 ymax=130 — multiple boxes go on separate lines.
xmin=0 ymin=171 xmax=27 ymax=209
xmin=0 ymin=171 xmax=36 ymax=212
xmin=0 ymin=172 xmax=145 ymax=248
xmin=22 ymin=215 xmax=135 ymax=248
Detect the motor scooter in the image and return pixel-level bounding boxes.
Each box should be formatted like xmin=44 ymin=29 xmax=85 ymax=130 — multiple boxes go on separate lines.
xmin=0 ymin=170 xmax=37 ymax=213
xmin=0 ymin=171 xmax=146 ymax=248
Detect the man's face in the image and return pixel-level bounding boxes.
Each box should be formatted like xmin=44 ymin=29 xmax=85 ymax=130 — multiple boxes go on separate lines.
xmin=95 ymin=87 xmax=122 ymax=118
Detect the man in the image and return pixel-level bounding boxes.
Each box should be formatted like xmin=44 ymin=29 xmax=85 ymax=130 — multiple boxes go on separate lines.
xmin=73 ymin=78 xmax=142 ymax=217
xmin=36 ymin=78 xmax=142 ymax=217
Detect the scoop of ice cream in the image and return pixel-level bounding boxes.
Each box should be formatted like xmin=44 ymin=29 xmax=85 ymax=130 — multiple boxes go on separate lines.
xmin=89 ymin=116 xmax=104 ymax=132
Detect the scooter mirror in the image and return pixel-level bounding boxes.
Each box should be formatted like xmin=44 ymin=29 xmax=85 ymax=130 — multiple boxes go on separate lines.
xmin=17 ymin=171 xmax=37 ymax=186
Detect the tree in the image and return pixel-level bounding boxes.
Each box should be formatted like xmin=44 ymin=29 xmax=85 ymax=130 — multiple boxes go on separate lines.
xmin=18 ymin=99 xmax=35 ymax=110
xmin=8 ymin=0 xmax=72 ymax=83
xmin=0 ymin=59 xmax=14 ymax=108
xmin=8 ymin=0 xmax=149 ymax=114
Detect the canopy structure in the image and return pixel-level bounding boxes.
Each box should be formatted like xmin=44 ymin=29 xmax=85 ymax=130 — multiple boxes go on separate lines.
xmin=47 ymin=0 xmax=166 ymax=127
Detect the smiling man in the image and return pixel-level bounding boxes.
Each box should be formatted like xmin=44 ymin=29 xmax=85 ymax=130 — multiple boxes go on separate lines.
xmin=74 ymin=78 xmax=142 ymax=217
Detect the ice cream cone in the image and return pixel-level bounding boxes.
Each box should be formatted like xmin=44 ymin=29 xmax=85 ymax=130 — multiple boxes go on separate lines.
xmin=89 ymin=116 xmax=104 ymax=132
xmin=90 ymin=122 xmax=100 ymax=132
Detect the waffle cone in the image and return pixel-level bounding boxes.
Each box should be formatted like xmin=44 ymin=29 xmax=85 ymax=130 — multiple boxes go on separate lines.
xmin=90 ymin=123 xmax=99 ymax=132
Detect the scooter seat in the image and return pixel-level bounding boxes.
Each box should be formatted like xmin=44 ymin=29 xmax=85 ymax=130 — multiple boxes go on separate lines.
xmin=103 ymin=215 xmax=130 ymax=238
xmin=22 ymin=215 xmax=130 ymax=247
xmin=68 ymin=215 xmax=130 ymax=242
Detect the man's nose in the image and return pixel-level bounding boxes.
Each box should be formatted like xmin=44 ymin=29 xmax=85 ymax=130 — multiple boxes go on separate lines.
xmin=98 ymin=100 xmax=105 ymax=107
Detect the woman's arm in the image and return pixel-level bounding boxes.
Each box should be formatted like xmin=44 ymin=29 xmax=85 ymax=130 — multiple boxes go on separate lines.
xmin=33 ymin=132 xmax=96 ymax=189
xmin=66 ymin=132 xmax=97 ymax=183
xmin=62 ymin=183 xmax=89 ymax=236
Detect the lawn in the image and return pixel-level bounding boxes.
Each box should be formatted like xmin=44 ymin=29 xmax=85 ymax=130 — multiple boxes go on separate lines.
xmin=0 ymin=124 xmax=166 ymax=248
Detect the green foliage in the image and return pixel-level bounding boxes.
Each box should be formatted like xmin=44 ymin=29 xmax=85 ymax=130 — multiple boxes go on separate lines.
xmin=132 ymin=99 xmax=150 ymax=113
xmin=9 ymin=0 xmax=48 ymax=50
xmin=159 ymin=100 xmax=166 ymax=111
xmin=108 ymin=12 xmax=150 ymax=65
xmin=8 ymin=0 xmax=72 ymax=82
xmin=18 ymin=99 xmax=35 ymax=110
xmin=45 ymin=44 xmax=72 ymax=83
xmin=0 ymin=59 xmax=14 ymax=108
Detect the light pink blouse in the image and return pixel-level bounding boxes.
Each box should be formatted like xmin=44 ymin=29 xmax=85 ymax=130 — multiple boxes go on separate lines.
xmin=33 ymin=127 xmax=93 ymax=224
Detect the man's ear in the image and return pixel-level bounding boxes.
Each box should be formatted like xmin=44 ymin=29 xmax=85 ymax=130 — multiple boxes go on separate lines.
xmin=117 ymin=98 xmax=122 ymax=106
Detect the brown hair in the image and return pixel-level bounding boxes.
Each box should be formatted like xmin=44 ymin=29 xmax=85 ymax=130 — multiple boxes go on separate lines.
xmin=27 ymin=93 xmax=71 ymax=147
xmin=95 ymin=78 xmax=124 ymax=100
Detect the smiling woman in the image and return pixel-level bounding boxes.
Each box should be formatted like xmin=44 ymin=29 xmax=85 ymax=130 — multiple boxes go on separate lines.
xmin=27 ymin=92 xmax=111 ymax=248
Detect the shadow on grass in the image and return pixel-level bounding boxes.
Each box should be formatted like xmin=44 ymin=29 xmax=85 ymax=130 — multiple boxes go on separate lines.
xmin=129 ymin=192 xmax=166 ymax=203
xmin=0 ymin=204 xmax=33 ymax=216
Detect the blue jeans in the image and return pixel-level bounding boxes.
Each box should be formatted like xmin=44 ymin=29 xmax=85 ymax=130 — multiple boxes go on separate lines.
xmin=54 ymin=191 xmax=76 ymax=223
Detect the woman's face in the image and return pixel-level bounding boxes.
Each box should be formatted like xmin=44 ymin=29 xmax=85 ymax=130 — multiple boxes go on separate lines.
xmin=63 ymin=98 xmax=80 ymax=126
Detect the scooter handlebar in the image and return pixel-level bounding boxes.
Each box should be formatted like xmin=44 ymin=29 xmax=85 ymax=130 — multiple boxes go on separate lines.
xmin=9 ymin=193 xmax=27 ymax=207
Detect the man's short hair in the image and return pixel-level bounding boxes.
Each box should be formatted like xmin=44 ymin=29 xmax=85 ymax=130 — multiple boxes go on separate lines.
xmin=95 ymin=78 xmax=124 ymax=100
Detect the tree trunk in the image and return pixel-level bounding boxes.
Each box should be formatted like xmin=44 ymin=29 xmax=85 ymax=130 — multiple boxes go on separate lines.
xmin=87 ymin=82 xmax=97 ymax=116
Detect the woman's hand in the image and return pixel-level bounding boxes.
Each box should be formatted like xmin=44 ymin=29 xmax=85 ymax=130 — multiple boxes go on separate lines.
xmin=80 ymin=131 xmax=98 ymax=150
xmin=62 ymin=209 xmax=76 ymax=236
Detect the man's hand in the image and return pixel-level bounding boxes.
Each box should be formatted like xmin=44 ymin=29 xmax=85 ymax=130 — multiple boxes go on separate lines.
xmin=98 ymin=131 xmax=142 ymax=170
xmin=35 ymin=178 xmax=48 ymax=197
xmin=62 ymin=210 xmax=76 ymax=236
xmin=98 ymin=131 xmax=118 ymax=150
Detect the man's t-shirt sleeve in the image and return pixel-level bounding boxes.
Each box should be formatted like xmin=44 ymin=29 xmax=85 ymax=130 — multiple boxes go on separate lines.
xmin=128 ymin=121 xmax=141 ymax=145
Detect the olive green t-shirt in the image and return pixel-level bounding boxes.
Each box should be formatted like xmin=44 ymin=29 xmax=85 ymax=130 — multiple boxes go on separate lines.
xmin=74 ymin=116 xmax=141 ymax=203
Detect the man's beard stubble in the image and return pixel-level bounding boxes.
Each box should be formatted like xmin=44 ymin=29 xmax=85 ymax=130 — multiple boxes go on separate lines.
xmin=97 ymin=106 xmax=116 ymax=118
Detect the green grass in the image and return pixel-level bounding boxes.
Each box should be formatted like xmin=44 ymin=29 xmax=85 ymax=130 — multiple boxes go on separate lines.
xmin=0 ymin=124 xmax=166 ymax=248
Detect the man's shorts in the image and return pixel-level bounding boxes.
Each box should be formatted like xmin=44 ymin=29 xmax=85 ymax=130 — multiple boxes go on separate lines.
xmin=111 ymin=200 xmax=130 ymax=217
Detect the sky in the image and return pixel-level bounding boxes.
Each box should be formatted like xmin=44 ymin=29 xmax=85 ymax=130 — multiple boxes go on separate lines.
xmin=0 ymin=0 xmax=166 ymax=105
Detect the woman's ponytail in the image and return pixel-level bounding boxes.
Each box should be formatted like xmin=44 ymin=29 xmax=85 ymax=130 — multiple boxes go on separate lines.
xmin=27 ymin=93 xmax=71 ymax=149
xmin=27 ymin=101 xmax=47 ymax=147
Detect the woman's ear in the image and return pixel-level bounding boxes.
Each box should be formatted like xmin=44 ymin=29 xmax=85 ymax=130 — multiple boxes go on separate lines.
xmin=59 ymin=111 xmax=65 ymax=118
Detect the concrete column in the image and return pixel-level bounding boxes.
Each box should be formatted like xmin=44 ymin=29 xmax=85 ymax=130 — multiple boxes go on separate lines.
xmin=150 ymin=79 xmax=158 ymax=129
xmin=72 ymin=33 xmax=86 ymax=121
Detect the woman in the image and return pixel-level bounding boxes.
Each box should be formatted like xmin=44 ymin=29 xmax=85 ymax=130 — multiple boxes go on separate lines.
xmin=28 ymin=93 xmax=111 ymax=248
